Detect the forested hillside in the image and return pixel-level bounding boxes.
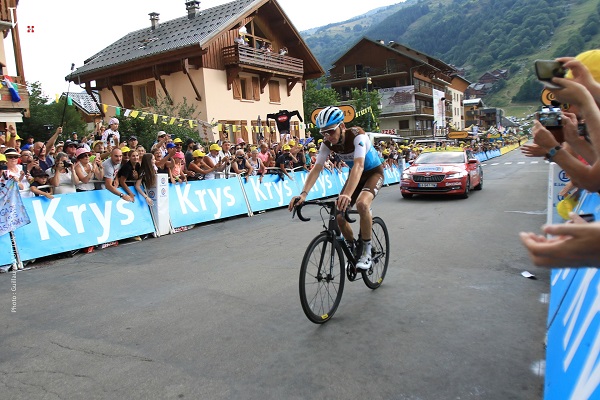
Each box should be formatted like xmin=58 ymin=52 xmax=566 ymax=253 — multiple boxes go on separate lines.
xmin=301 ymin=0 xmax=600 ymax=109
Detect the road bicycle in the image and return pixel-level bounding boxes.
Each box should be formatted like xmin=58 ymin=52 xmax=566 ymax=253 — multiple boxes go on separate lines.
xmin=293 ymin=199 xmax=390 ymax=324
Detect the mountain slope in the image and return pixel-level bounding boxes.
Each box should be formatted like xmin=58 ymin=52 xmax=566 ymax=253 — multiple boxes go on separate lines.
xmin=301 ymin=0 xmax=600 ymax=111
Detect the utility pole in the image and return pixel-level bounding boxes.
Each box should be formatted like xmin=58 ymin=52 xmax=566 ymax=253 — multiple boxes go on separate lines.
xmin=366 ymin=73 xmax=372 ymax=131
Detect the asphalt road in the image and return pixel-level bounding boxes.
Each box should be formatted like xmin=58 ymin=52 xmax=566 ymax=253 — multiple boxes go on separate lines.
xmin=1 ymin=148 xmax=552 ymax=400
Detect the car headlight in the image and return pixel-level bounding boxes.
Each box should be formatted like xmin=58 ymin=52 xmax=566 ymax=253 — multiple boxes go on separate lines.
xmin=447 ymin=171 xmax=467 ymax=179
xmin=402 ymin=172 xmax=412 ymax=180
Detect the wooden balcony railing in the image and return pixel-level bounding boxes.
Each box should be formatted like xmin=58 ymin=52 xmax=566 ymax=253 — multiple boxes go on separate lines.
xmin=223 ymin=45 xmax=304 ymax=76
xmin=415 ymin=85 xmax=432 ymax=96
xmin=329 ymin=66 xmax=407 ymax=83
xmin=0 ymin=1 xmax=13 ymax=28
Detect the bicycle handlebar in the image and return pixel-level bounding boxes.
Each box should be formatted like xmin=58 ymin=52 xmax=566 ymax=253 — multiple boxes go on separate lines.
xmin=292 ymin=198 xmax=356 ymax=223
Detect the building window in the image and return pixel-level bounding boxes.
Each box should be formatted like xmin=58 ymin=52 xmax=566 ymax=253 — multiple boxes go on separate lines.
xmin=344 ymin=65 xmax=354 ymax=74
xmin=269 ymin=80 xmax=280 ymax=103
xmin=398 ymin=120 xmax=409 ymax=130
xmin=240 ymin=78 xmax=251 ymax=100
xmin=136 ymin=85 xmax=148 ymax=107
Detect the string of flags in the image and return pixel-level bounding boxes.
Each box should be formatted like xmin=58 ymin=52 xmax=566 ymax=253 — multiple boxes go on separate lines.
xmin=50 ymin=96 xmax=379 ymax=134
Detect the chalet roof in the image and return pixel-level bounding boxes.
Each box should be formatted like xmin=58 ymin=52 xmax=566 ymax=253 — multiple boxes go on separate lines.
xmin=63 ymin=91 xmax=100 ymax=115
xmin=70 ymin=0 xmax=260 ymax=78
xmin=329 ymin=37 xmax=457 ymax=76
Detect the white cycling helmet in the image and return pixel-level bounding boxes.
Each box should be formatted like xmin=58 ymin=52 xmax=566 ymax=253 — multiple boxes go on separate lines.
xmin=316 ymin=106 xmax=344 ymax=131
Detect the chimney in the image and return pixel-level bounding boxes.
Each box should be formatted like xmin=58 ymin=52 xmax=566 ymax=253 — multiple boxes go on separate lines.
xmin=388 ymin=41 xmax=395 ymax=46
xmin=186 ymin=0 xmax=201 ymax=19
xmin=378 ymin=39 xmax=384 ymax=45
xmin=149 ymin=12 xmax=159 ymax=30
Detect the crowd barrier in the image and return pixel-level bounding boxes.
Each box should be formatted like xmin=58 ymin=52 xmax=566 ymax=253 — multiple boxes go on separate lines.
xmin=2 ymin=164 xmax=402 ymax=267
xmin=545 ymin=163 xmax=600 ymax=399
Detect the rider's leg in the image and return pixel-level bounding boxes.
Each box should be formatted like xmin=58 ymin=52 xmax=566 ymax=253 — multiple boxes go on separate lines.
xmin=337 ymin=214 xmax=354 ymax=242
xmin=356 ymin=190 xmax=374 ymax=242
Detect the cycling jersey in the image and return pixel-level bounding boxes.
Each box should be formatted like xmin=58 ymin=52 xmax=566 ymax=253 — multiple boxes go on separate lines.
xmin=314 ymin=127 xmax=382 ymax=171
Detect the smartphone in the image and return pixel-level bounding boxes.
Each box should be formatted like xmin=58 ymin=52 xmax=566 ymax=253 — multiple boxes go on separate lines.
xmin=535 ymin=60 xmax=566 ymax=89
xmin=579 ymin=213 xmax=595 ymax=222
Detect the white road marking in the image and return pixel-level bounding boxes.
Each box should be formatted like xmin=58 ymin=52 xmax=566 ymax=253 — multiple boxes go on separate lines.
xmin=491 ymin=163 xmax=499 ymax=165
xmin=517 ymin=162 xmax=525 ymax=164
xmin=531 ymin=161 xmax=539 ymax=164
xmin=505 ymin=162 xmax=513 ymax=165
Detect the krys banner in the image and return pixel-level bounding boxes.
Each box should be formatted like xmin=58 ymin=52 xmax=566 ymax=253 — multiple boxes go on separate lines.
xmin=13 ymin=189 xmax=155 ymax=261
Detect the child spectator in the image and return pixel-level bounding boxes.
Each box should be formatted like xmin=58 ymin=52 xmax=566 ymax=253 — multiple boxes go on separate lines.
xmin=29 ymin=168 xmax=54 ymax=199
xmin=169 ymin=151 xmax=187 ymax=184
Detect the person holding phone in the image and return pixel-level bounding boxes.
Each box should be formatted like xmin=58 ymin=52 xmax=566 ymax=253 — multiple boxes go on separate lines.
xmin=522 ymin=51 xmax=600 ymax=192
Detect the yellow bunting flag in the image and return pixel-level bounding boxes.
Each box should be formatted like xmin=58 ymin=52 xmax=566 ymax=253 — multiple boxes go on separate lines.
xmin=130 ymin=110 xmax=139 ymax=118
xmin=153 ymin=114 xmax=158 ymax=124
xmin=103 ymin=104 xmax=109 ymax=113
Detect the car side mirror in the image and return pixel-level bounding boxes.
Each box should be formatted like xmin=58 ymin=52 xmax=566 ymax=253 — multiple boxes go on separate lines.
xmin=468 ymin=158 xmax=478 ymax=164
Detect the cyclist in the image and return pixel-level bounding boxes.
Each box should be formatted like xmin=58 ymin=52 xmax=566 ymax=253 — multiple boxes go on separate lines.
xmin=288 ymin=106 xmax=384 ymax=270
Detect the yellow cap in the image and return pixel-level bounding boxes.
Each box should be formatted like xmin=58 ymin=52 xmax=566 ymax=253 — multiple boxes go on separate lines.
xmin=282 ymin=145 xmax=291 ymax=151
xmin=209 ymin=143 xmax=222 ymax=151
xmin=0 ymin=154 xmax=6 ymax=162
xmin=565 ymin=50 xmax=600 ymax=82
xmin=120 ymin=146 xmax=131 ymax=153
xmin=192 ymin=149 xmax=206 ymax=158
xmin=173 ymin=138 xmax=183 ymax=144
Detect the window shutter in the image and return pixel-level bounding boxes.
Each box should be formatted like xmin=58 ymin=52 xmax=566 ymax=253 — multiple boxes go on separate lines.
xmin=232 ymin=78 xmax=242 ymax=100
xmin=269 ymin=80 xmax=280 ymax=103
xmin=252 ymin=77 xmax=260 ymax=101
xmin=122 ymin=85 xmax=134 ymax=109
xmin=146 ymin=81 xmax=157 ymax=102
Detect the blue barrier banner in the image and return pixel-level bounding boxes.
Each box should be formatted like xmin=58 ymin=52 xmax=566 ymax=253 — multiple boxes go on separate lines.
xmin=13 ymin=189 xmax=155 ymax=261
xmin=383 ymin=166 xmax=401 ymax=184
xmin=242 ymin=173 xmax=300 ymax=212
xmin=169 ymin=179 xmax=250 ymax=228
xmin=0 ymin=233 xmax=15 ymax=266
xmin=545 ymin=268 xmax=600 ymax=400
xmin=295 ymin=169 xmax=340 ymax=200
xmin=548 ymin=269 xmax=578 ymax=328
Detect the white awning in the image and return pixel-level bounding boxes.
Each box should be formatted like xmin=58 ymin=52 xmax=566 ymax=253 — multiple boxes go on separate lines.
xmin=0 ymin=111 xmax=23 ymax=123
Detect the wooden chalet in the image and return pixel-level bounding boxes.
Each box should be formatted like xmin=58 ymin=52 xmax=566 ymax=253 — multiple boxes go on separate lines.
xmin=68 ymin=0 xmax=324 ymax=144
xmin=328 ymin=38 xmax=466 ymax=138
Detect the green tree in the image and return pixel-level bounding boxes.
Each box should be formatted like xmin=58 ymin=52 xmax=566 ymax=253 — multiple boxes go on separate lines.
xmin=302 ymin=77 xmax=340 ymax=136
xmin=348 ymin=88 xmax=381 ymax=132
xmin=17 ymin=81 xmax=86 ymax=143
xmin=118 ymin=94 xmax=203 ymax=151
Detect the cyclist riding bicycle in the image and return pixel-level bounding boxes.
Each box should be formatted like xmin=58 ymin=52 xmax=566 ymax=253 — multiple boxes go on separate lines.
xmin=288 ymin=106 xmax=384 ymax=270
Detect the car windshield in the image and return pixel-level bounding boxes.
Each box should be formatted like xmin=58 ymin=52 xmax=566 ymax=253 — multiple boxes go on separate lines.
xmin=415 ymin=152 xmax=465 ymax=164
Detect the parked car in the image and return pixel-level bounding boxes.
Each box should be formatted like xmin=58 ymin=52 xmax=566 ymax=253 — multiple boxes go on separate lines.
xmin=400 ymin=147 xmax=483 ymax=199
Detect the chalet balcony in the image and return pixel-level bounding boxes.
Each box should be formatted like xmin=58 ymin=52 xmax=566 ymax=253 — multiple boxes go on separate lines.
xmin=0 ymin=1 xmax=13 ymax=30
xmin=329 ymin=66 xmax=407 ymax=84
xmin=415 ymin=85 xmax=433 ymax=96
xmin=223 ymin=45 xmax=304 ymax=78
xmin=381 ymin=105 xmax=434 ymax=117
xmin=0 ymin=75 xmax=29 ymax=113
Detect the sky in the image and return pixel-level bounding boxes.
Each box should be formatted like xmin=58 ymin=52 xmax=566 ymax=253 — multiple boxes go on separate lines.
xmin=10 ymin=0 xmax=403 ymax=100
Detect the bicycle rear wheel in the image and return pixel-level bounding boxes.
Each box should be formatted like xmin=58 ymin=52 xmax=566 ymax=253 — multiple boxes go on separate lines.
xmin=362 ymin=217 xmax=390 ymax=289
xmin=299 ymin=232 xmax=345 ymax=324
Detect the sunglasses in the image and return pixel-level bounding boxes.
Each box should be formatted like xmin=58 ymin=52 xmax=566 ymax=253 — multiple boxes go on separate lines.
xmin=6 ymin=155 xmax=19 ymax=159
xmin=320 ymin=123 xmax=341 ymax=137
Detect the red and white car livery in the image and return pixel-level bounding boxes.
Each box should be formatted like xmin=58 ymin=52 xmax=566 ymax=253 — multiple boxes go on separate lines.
xmin=400 ymin=147 xmax=483 ymax=199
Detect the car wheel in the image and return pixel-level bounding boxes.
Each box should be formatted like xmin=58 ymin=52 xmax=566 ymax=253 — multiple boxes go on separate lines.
xmin=401 ymin=192 xmax=413 ymax=199
xmin=474 ymin=170 xmax=483 ymax=190
xmin=461 ymin=178 xmax=470 ymax=199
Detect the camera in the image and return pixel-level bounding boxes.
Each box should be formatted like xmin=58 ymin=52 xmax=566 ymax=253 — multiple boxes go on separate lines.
xmin=535 ymin=60 xmax=566 ymax=89
xmin=537 ymin=107 xmax=564 ymax=142
xmin=43 ymin=124 xmax=54 ymax=132
xmin=63 ymin=160 xmax=72 ymax=168
xmin=33 ymin=155 xmax=39 ymax=161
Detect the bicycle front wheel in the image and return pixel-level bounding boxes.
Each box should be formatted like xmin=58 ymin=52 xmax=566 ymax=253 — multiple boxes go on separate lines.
xmin=299 ymin=232 xmax=345 ymax=324
xmin=362 ymin=216 xmax=390 ymax=289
